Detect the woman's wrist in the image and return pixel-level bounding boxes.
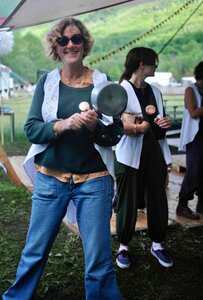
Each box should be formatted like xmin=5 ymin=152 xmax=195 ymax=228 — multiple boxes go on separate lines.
xmin=53 ymin=122 xmax=59 ymax=138
xmin=53 ymin=120 xmax=65 ymax=137
xmin=133 ymin=124 xmax=137 ymax=135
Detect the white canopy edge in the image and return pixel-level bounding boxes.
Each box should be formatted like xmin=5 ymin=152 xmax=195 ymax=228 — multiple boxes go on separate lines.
xmin=0 ymin=0 xmax=154 ymax=30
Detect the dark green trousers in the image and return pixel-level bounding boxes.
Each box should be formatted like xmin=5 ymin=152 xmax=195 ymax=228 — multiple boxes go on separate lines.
xmin=115 ymin=133 xmax=168 ymax=245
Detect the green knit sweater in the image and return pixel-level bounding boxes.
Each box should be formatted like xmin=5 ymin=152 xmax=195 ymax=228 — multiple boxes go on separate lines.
xmin=24 ymin=74 xmax=123 ymax=174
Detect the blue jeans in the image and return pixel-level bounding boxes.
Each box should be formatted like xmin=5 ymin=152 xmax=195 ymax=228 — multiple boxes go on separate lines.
xmin=3 ymin=172 xmax=122 ymax=300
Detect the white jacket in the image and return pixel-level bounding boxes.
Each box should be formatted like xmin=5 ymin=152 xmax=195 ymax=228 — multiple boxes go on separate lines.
xmin=24 ymin=68 xmax=114 ymax=182
xmin=179 ymin=83 xmax=202 ymax=151
xmin=115 ymin=80 xmax=171 ymax=169
xmin=23 ymin=68 xmax=115 ymax=223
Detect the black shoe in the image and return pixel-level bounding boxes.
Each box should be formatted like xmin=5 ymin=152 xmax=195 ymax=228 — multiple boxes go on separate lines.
xmin=196 ymin=199 xmax=203 ymax=214
xmin=176 ymin=205 xmax=200 ymax=220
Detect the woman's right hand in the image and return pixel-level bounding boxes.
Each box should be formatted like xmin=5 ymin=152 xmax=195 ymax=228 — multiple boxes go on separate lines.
xmin=123 ymin=120 xmax=150 ymax=136
xmin=54 ymin=113 xmax=87 ymax=135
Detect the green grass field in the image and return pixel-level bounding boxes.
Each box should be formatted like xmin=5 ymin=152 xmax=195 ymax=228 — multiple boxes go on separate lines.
xmin=1 ymin=94 xmax=31 ymax=138
xmin=1 ymin=94 xmax=32 ymax=155
xmin=0 ymin=92 xmax=184 ymax=155
xmin=0 ymin=168 xmax=202 ymax=299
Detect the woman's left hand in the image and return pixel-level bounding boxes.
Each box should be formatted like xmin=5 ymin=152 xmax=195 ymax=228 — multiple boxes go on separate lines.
xmin=81 ymin=110 xmax=98 ymax=132
xmin=154 ymin=116 xmax=171 ymax=129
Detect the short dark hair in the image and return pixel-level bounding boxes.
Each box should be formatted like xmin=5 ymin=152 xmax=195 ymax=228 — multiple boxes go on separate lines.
xmin=194 ymin=61 xmax=203 ymax=80
xmin=46 ymin=17 xmax=94 ymax=61
xmin=119 ymin=47 xmax=159 ymax=83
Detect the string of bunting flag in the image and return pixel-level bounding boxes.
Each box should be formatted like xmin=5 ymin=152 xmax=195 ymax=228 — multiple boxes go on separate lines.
xmin=87 ymin=0 xmax=196 ymax=66
xmin=158 ymin=0 xmax=203 ymax=54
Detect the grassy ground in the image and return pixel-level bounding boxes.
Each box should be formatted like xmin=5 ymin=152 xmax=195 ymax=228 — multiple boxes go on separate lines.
xmin=0 ymin=169 xmax=203 ymax=300
xmin=1 ymin=94 xmax=31 ymax=156
xmin=0 ymin=93 xmax=203 ymax=299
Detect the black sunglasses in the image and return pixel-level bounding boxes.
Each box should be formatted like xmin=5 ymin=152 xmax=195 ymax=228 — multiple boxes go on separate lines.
xmin=147 ymin=63 xmax=158 ymax=69
xmin=56 ymin=34 xmax=83 ymax=47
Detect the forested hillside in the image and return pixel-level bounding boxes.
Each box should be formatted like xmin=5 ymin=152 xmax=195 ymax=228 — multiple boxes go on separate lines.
xmin=1 ymin=0 xmax=203 ymax=83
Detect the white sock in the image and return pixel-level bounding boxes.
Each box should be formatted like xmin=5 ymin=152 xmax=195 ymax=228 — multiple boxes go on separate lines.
xmin=152 ymin=242 xmax=164 ymax=250
xmin=119 ymin=244 xmax=128 ymax=252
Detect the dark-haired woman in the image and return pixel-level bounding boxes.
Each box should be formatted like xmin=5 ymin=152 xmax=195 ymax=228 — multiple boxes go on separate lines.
xmin=177 ymin=61 xmax=203 ymax=220
xmin=115 ymin=47 xmax=173 ymax=269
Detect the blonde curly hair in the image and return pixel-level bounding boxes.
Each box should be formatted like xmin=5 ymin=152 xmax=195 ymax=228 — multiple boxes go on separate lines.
xmin=46 ymin=17 xmax=94 ymax=61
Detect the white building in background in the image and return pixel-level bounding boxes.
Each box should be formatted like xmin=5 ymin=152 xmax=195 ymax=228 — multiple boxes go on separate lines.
xmin=146 ymin=72 xmax=176 ymax=87
xmin=0 ymin=64 xmax=13 ymax=99
xmin=181 ymin=77 xmax=195 ymax=86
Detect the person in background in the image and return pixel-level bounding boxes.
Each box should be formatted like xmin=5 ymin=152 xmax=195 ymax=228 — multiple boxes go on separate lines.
xmin=177 ymin=61 xmax=203 ymax=220
xmin=115 ymin=47 xmax=173 ymax=269
xmin=2 ymin=17 xmax=123 ymax=300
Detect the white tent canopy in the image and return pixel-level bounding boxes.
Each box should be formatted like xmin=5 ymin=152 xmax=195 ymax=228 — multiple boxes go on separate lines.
xmin=0 ymin=0 xmax=154 ymax=30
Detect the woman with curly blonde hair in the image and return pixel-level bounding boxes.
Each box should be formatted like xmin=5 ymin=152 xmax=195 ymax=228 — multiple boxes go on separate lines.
xmin=3 ymin=17 xmax=122 ymax=300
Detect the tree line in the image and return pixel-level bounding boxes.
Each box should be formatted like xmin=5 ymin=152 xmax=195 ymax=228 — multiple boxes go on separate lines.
xmin=1 ymin=0 xmax=203 ymax=83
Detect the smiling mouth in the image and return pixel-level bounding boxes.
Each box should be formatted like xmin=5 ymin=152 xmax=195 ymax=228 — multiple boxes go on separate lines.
xmin=65 ymin=50 xmax=78 ymax=54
